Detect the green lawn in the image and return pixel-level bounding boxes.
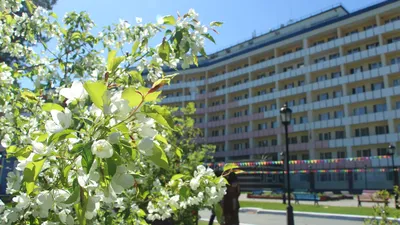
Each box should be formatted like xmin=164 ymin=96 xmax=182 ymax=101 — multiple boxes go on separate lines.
xmin=240 ymin=201 xmax=400 ymax=217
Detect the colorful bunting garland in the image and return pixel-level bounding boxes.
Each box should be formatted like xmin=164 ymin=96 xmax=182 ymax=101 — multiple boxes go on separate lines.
xmin=237 ymin=168 xmax=399 ymax=175
xmin=207 ymin=155 xmax=393 ymax=168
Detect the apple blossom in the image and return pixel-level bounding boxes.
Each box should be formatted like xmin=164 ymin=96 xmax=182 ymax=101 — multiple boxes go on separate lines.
xmin=91 ymin=139 xmax=114 ymax=158
xmin=45 ymin=108 xmax=72 ymax=133
xmin=59 ymin=81 xmax=88 ymax=105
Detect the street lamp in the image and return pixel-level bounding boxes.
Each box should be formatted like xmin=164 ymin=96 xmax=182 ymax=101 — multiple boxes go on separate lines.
xmin=364 ymin=165 xmax=368 ymax=190
xmin=387 ymin=144 xmax=398 ymax=208
xmin=280 ymin=104 xmax=294 ymax=225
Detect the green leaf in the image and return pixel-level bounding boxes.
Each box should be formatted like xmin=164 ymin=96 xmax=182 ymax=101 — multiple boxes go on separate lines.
xmin=155 ymin=134 xmax=168 ymax=145
xmin=62 ymin=164 xmax=72 ymax=186
xmin=107 ymin=50 xmax=124 ymax=73
xmin=179 ymin=186 xmax=190 ymax=199
xmin=42 ymin=103 xmax=64 ymax=112
xmin=71 ymin=32 xmax=81 ymax=41
xmin=158 ymin=39 xmax=171 ymax=61
xmin=23 ymin=157 xmax=46 ymax=195
xmin=25 ymin=0 xmax=36 ymax=14
xmin=121 ymin=87 xmax=143 ymax=108
xmin=129 ymin=70 xmax=143 ymax=85
xmin=131 ymin=41 xmax=140 ymax=54
xmin=171 ymin=174 xmax=184 ymax=181
xmin=175 ymin=147 xmax=182 ymax=159
xmin=81 ymin=144 xmax=94 ymax=174
xmin=36 ymin=133 xmax=48 ymax=142
xmin=162 ymin=15 xmax=176 ymax=25
xmin=6 ymin=146 xmax=17 ymax=154
xmin=202 ymin=33 xmax=216 ymax=44
xmin=149 ymin=144 xmax=168 ymax=170
xmin=147 ymin=113 xmax=171 ymax=129
xmin=64 ymin=185 xmax=79 ymax=204
xmin=214 ymin=203 xmax=224 ymax=224
xmin=49 ymin=129 xmax=76 ymax=144
xmin=49 ymin=12 xmax=58 ymax=19
xmin=106 ymin=156 xmax=118 ymax=177
xmin=83 ymin=81 xmax=107 ymax=109
xmin=210 ymin=21 xmax=223 ymax=27
xmin=199 ymin=47 xmax=207 ymax=57
xmin=223 ymin=163 xmax=239 ymax=172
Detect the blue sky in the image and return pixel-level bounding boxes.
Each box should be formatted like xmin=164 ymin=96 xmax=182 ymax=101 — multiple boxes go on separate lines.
xmin=52 ymin=0 xmax=381 ymax=54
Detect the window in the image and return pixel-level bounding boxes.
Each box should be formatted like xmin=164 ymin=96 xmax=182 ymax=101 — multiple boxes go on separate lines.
xmin=329 ymin=53 xmax=340 ymax=60
xmin=319 ymin=112 xmax=330 ymax=121
xmin=333 ymin=90 xmax=343 ymax=98
xmin=300 ymin=116 xmax=308 ymax=124
xmin=347 ymin=47 xmax=361 ymax=54
xmin=283 ymin=66 xmax=293 ymax=72
xmin=298 ymin=80 xmax=305 ymax=86
xmin=331 ymin=72 xmax=341 ymax=79
xmin=391 ymin=57 xmax=400 ymax=65
xmin=337 ymin=151 xmax=346 ymax=158
xmin=302 ymin=154 xmax=309 ymax=160
xmin=271 ymin=104 xmax=277 ymax=110
xmin=357 ymin=149 xmax=371 ymax=157
xmin=328 ymin=36 xmax=338 ymax=41
xmin=314 ymin=57 xmax=326 ymax=64
xmin=375 ymin=125 xmax=389 ymax=135
xmin=369 ymin=62 xmax=382 ymax=70
xmin=271 ymin=121 xmax=278 ymax=128
xmin=319 ymin=132 xmax=331 ymax=140
xmin=353 ymin=107 xmax=367 ymax=116
xmin=258 ymin=140 xmax=268 ymax=147
xmin=258 ymin=106 xmax=268 ymax=113
xmin=313 ymin=40 xmax=325 ymax=46
xmin=377 ymin=148 xmax=388 ymax=156
xmin=335 ymin=131 xmax=345 ymax=139
xmin=385 ymin=15 xmax=400 ymax=24
xmin=345 ymin=30 xmax=358 ymax=36
xmin=387 ymin=36 xmax=400 ymax=44
xmin=371 ymin=82 xmax=384 ymax=91
xmin=258 ymin=123 xmax=267 ymax=130
xmin=363 ymin=24 xmax=377 ymax=31
xmin=290 ymin=155 xmax=298 ymax=160
xmin=350 ymin=66 xmax=363 ymax=74
xmin=320 ymin=152 xmax=332 ymax=159
xmin=257 ymin=90 xmax=267 ymax=96
xmin=352 ymin=86 xmax=366 ymax=94
xmin=366 ymin=42 xmax=379 ymax=49
xmin=290 ymin=118 xmax=296 ymax=125
xmin=299 ymin=97 xmax=307 ymax=105
xmin=334 ymin=110 xmax=344 ymax=118
xmin=297 ymin=63 xmax=304 ymax=68
xmin=287 ymin=100 xmax=296 ymax=107
xmin=393 ymin=79 xmax=400 ymax=87
xmin=289 ymin=137 xmax=297 ymax=144
xmin=301 ymin=135 xmax=309 ymax=143
xmin=317 ymin=93 xmax=329 ymax=101
xmin=373 ymin=104 xmax=387 ymax=113
xmin=316 ymin=74 xmax=328 ymax=82
xmin=284 ymin=83 xmax=294 ymax=89
xmin=271 ymin=139 xmax=278 ymax=146
xmin=269 ymin=71 xmax=276 ymax=76
xmin=396 ymin=101 xmax=400 ymax=110
xmin=355 ymin=127 xmax=369 ymax=137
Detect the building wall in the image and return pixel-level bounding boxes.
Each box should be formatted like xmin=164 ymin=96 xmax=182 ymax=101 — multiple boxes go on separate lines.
xmin=161 ymin=1 xmax=400 ymax=190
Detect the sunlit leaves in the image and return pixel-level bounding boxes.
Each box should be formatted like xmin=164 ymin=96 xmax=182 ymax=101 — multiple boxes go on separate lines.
xmin=83 ymin=81 xmax=107 ymax=108
xmin=23 ymin=158 xmax=46 ymax=195
xmin=161 ymin=15 xmax=176 ymax=25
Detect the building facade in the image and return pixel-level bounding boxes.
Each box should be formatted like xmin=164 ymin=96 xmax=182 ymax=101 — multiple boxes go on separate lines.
xmin=160 ymin=0 xmax=400 ymax=191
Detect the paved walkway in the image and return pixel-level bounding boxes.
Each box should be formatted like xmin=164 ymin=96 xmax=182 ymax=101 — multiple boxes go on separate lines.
xmin=199 ymin=210 xmax=363 ymax=225
xmin=240 ymin=194 xmax=393 ymax=208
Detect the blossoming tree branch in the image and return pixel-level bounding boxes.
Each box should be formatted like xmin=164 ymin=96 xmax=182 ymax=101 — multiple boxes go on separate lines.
xmin=0 ymin=0 xmax=228 ymax=224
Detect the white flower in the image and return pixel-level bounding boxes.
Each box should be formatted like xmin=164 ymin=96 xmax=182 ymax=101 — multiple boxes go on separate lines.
xmin=6 ymin=171 xmax=22 ymax=194
xmin=59 ymin=209 xmax=74 ymax=225
xmin=36 ymin=191 xmax=54 ymax=218
xmin=136 ymin=17 xmax=142 ymax=23
xmin=111 ymin=167 xmax=134 ymax=194
xmin=85 ymin=195 xmax=101 ymax=220
xmin=190 ymin=177 xmax=200 ymax=191
xmin=0 ymin=199 xmax=5 ymax=213
xmin=16 ymin=153 xmax=35 ymax=171
xmin=59 ymin=81 xmax=88 ymax=104
xmin=91 ymin=139 xmax=113 ymax=158
xmin=107 ymin=132 xmax=120 ymax=144
xmin=32 ymin=141 xmax=49 ymax=155
xmin=0 ymin=134 xmax=11 ymax=148
xmin=77 ymin=158 xmax=100 ymax=189
xmin=13 ymin=193 xmax=31 ymax=210
xmin=138 ymin=137 xmax=154 ymax=156
xmin=45 ymin=108 xmax=72 ymax=133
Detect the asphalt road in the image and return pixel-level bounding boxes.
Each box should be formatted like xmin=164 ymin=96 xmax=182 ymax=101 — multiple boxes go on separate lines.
xmin=199 ymin=210 xmax=364 ymax=225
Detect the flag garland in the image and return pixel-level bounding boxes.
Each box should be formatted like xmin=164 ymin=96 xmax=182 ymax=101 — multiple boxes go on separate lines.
xmin=237 ymin=168 xmax=398 ymax=175
xmin=206 ymin=155 xmax=393 ymax=168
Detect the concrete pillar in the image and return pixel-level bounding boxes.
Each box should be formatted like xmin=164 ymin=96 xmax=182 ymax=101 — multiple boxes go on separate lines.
xmin=337 ymin=27 xmax=342 ymax=38
xmin=378 ymin=34 xmax=385 ymax=47
xmin=376 ymin=14 xmax=381 ymax=26
xmin=384 ymin=75 xmax=390 ymax=89
xmin=340 ymin=64 xmax=346 ymax=77
xmin=339 ymin=46 xmax=344 ymax=57
xmin=302 ymin=38 xmax=308 ymax=49
xmin=346 ymin=146 xmax=353 ymax=158
xmin=387 ymin=96 xmax=396 ymax=134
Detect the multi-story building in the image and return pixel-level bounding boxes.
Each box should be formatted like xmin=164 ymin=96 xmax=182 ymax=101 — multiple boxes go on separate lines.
xmin=160 ymin=0 xmax=400 ymax=191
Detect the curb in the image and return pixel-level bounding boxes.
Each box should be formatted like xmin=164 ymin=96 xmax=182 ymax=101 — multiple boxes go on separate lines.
xmin=199 ymin=218 xmax=256 ymax=225
xmin=240 ymin=207 xmax=400 ymax=222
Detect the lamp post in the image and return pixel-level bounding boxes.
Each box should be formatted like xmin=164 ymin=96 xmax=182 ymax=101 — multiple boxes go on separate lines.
xmin=388 ymin=144 xmax=398 ymax=208
xmin=364 ymin=165 xmax=368 ymax=190
xmin=308 ymin=165 xmax=312 ymax=193
xmin=280 ymin=104 xmax=294 ymax=225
